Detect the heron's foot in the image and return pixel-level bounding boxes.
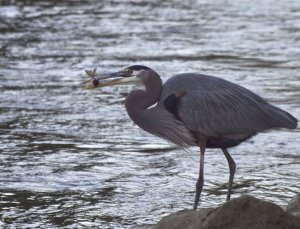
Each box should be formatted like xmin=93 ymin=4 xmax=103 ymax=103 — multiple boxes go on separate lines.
xmin=82 ymin=67 xmax=99 ymax=89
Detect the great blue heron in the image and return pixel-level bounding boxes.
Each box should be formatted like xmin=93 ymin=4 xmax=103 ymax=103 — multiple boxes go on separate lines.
xmin=83 ymin=65 xmax=298 ymax=210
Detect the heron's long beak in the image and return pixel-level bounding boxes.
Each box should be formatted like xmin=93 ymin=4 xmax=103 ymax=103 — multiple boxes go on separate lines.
xmin=82 ymin=69 xmax=138 ymax=89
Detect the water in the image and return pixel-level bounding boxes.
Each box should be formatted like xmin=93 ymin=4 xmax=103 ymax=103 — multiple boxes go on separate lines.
xmin=0 ymin=0 xmax=300 ymax=228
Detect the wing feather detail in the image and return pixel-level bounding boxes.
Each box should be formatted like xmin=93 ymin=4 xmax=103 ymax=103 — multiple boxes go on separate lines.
xmin=160 ymin=73 xmax=297 ymax=137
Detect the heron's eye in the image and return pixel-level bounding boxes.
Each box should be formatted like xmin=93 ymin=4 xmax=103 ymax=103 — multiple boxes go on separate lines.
xmin=121 ymin=68 xmax=134 ymax=77
xmin=126 ymin=69 xmax=133 ymax=75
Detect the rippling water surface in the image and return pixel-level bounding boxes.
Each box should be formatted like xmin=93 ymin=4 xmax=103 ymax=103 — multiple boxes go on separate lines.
xmin=0 ymin=0 xmax=300 ymax=228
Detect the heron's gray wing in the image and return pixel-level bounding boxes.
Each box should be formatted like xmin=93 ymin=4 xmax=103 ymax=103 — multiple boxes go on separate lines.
xmin=160 ymin=73 xmax=297 ymax=137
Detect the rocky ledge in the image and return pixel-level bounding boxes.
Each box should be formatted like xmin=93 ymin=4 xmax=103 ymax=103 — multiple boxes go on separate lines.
xmin=146 ymin=194 xmax=300 ymax=229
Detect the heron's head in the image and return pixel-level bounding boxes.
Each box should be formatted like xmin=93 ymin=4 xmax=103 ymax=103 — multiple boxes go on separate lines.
xmin=83 ymin=65 xmax=160 ymax=89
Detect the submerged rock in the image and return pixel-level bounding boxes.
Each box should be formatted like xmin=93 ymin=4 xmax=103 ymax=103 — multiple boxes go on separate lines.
xmin=287 ymin=193 xmax=300 ymax=218
xmin=152 ymin=195 xmax=300 ymax=229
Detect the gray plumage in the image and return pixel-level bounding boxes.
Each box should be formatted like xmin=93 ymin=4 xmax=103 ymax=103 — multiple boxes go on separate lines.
xmin=89 ymin=65 xmax=298 ymax=210
xmin=159 ymin=73 xmax=297 ymax=139
xmin=126 ymin=71 xmax=297 ymax=148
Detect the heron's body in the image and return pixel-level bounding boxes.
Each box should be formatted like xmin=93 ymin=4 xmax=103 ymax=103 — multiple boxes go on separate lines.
xmin=126 ymin=73 xmax=297 ymax=149
xmin=85 ymin=65 xmax=298 ymax=210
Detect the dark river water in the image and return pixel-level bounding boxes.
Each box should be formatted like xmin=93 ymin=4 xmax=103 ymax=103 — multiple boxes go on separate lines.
xmin=0 ymin=0 xmax=300 ymax=228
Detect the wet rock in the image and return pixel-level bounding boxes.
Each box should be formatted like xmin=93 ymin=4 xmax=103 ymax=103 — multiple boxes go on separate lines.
xmin=132 ymin=226 xmax=153 ymax=229
xmin=286 ymin=193 xmax=300 ymax=218
xmin=153 ymin=195 xmax=300 ymax=229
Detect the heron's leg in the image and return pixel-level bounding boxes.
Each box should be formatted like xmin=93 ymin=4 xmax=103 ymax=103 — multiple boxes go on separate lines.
xmin=193 ymin=140 xmax=206 ymax=210
xmin=222 ymin=148 xmax=236 ymax=201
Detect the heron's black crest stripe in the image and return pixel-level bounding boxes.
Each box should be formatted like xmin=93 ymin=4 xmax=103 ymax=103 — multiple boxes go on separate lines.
xmin=128 ymin=65 xmax=150 ymax=71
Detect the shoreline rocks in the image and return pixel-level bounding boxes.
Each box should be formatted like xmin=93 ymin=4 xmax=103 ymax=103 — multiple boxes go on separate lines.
xmin=150 ymin=195 xmax=300 ymax=229
xmin=287 ymin=193 xmax=300 ymax=218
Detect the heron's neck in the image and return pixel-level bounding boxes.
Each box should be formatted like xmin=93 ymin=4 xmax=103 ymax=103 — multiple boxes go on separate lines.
xmin=125 ymin=78 xmax=162 ymax=132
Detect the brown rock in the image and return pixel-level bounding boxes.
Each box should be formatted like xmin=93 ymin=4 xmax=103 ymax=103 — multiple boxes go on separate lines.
xmin=153 ymin=195 xmax=300 ymax=229
xmin=152 ymin=208 xmax=213 ymax=229
xmin=286 ymin=193 xmax=300 ymax=218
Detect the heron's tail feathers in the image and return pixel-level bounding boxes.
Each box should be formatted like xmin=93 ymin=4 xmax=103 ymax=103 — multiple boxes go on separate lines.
xmin=266 ymin=105 xmax=298 ymax=129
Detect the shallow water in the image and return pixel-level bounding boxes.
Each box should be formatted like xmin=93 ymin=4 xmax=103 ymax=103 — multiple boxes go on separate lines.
xmin=0 ymin=0 xmax=300 ymax=228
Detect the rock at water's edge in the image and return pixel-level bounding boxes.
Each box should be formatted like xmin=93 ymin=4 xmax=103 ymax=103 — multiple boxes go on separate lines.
xmin=152 ymin=195 xmax=300 ymax=229
xmin=287 ymin=193 xmax=300 ymax=218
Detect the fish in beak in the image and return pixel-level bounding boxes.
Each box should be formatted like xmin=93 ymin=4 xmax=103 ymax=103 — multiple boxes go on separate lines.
xmin=82 ymin=67 xmax=139 ymax=89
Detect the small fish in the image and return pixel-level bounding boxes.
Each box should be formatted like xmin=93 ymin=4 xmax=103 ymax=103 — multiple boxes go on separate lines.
xmin=82 ymin=67 xmax=99 ymax=89
xmin=85 ymin=68 xmax=97 ymax=78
